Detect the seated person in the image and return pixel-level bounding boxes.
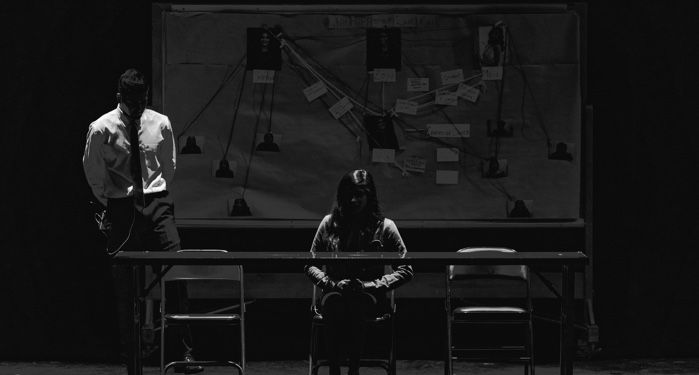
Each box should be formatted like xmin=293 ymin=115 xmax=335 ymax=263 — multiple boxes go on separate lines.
xmin=304 ymin=169 xmax=413 ymax=375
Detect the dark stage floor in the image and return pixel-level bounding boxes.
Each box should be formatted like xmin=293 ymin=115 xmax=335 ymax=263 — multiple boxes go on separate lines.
xmin=3 ymin=359 xmax=699 ymax=375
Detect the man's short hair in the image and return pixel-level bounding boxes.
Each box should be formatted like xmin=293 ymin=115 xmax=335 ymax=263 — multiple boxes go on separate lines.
xmin=118 ymin=68 xmax=148 ymax=96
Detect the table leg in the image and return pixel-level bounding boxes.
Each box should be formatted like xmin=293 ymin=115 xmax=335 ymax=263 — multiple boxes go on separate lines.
xmin=132 ymin=265 xmax=143 ymax=375
xmin=560 ymin=265 xmax=575 ymax=375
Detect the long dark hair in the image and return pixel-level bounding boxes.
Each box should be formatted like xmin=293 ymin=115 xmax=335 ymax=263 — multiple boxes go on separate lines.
xmin=329 ymin=169 xmax=383 ymax=236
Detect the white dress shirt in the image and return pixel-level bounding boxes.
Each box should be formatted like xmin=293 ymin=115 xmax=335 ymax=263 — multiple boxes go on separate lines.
xmin=83 ymin=106 xmax=176 ymax=206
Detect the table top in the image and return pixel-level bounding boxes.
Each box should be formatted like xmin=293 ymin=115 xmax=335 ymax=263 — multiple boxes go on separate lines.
xmin=112 ymin=250 xmax=587 ymax=267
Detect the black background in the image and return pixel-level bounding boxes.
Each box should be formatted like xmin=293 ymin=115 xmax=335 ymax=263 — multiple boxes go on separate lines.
xmin=4 ymin=0 xmax=699 ymax=362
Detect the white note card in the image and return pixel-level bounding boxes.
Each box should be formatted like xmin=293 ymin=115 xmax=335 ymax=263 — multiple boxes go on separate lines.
xmin=436 ymin=148 xmax=459 ymax=162
xmin=373 ymin=69 xmax=396 ymax=82
xmin=427 ymin=123 xmax=470 ymax=138
xmin=394 ymin=99 xmax=418 ymax=115
xmin=441 ymin=69 xmax=464 ymax=85
xmin=435 ymin=90 xmax=458 ymax=106
xmin=303 ymin=81 xmax=327 ymax=102
xmin=371 ymin=148 xmax=396 ymax=163
xmin=436 ymin=170 xmax=459 ymax=184
xmin=404 ymin=156 xmax=427 ymax=173
xmin=329 ymin=97 xmax=353 ymax=119
xmin=407 ymin=78 xmax=429 ymax=92
xmin=252 ymin=70 xmax=275 ymax=83
xmin=457 ymin=83 xmax=480 ymax=102
xmin=482 ymin=66 xmax=503 ymax=81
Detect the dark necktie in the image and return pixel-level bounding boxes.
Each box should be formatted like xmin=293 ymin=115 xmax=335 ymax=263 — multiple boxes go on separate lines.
xmin=129 ymin=119 xmax=143 ymax=191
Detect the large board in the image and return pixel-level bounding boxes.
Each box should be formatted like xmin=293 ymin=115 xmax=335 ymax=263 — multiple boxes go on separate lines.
xmin=153 ymin=4 xmax=583 ymax=221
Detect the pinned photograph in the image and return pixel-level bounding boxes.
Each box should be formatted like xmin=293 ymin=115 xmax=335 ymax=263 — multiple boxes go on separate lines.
xmin=548 ymin=141 xmax=575 ymax=161
xmin=247 ymin=27 xmax=282 ymax=71
xmin=363 ymin=115 xmax=399 ymax=150
xmin=180 ymin=135 xmax=205 ymax=155
xmin=481 ymin=157 xmax=508 ymax=178
xmin=487 ymin=119 xmax=513 ymax=137
xmin=366 ymin=28 xmax=401 ymax=71
xmin=212 ymin=159 xmax=237 ymax=179
xmin=256 ymin=132 xmax=281 ymax=152
xmin=507 ymin=199 xmax=534 ymax=218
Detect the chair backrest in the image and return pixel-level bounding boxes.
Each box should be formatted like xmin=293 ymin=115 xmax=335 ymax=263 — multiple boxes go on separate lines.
xmin=163 ymin=249 xmax=242 ymax=282
xmin=449 ymin=247 xmax=528 ymax=281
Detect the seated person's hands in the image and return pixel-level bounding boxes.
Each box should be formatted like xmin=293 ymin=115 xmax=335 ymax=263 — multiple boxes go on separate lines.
xmin=335 ymin=279 xmax=351 ymax=291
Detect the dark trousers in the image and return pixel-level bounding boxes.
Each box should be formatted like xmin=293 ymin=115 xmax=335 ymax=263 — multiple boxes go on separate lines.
xmin=107 ymin=192 xmax=189 ymax=375
xmin=321 ymin=291 xmax=380 ymax=375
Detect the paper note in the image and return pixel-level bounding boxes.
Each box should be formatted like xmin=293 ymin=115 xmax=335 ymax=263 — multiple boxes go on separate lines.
xmin=457 ymin=83 xmax=480 ymax=102
xmin=394 ymin=14 xmax=418 ymax=28
xmin=404 ymin=156 xmax=426 ymax=173
xmin=303 ymin=81 xmax=327 ymax=102
xmin=436 ymin=170 xmax=459 ymax=184
xmin=482 ymin=66 xmax=503 ymax=81
xmin=373 ymin=69 xmax=396 ymax=83
xmin=427 ymin=123 xmax=470 ymax=138
xmin=252 ymin=70 xmax=275 ymax=83
xmin=441 ymin=69 xmax=464 ymax=85
xmin=436 ymin=148 xmax=459 ymax=162
xmin=371 ymin=14 xmax=395 ymax=27
xmin=329 ymin=97 xmax=353 ymax=119
xmin=435 ymin=90 xmax=458 ymax=106
xmin=394 ymin=99 xmax=418 ymax=115
xmin=371 ymin=148 xmax=396 ymax=163
xmin=407 ymin=78 xmax=429 ymax=92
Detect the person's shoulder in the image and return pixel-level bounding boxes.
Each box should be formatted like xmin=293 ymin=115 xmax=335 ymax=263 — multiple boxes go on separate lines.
xmin=320 ymin=214 xmax=333 ymax=225
xmin=90 ymin=109 xmax=120 ymax=131
xmin=382 ymin=217 xmax=399 ymax=231
xmin=143 ymin=109 xmax=171 ymax=126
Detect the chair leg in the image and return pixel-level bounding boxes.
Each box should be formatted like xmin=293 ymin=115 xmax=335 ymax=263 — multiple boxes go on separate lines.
xmin=309 ymin=322 xmax=318 ymax=375
xmin=528 ymin=319 xmax=535 ymax=375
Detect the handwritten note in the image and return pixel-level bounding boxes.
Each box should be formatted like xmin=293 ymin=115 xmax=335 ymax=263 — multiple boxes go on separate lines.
xmin=394 ymin=14 xmax=418 ymax=28
xmin=404 ymin=156 xmax=426 ymax=173
xmin=371 ymin=148 xmax=396 ymax=163
xmin=457 ymin=83 xmax=480 ymax=102
xmin=427 ymin=123 xmax=471 ymax=138
xmin=394 ymin=99 xmax=418 ymax=115
xmin=435 ymin=90 xmax=458 ymax=106
xmin=441 ymin=69 xmax=464 ymax=85
xmin=329 ymin=97 xmax=353 ymax=119
xmin=252 ymin=70 xmax=275 ymax=84
xmin=436 ymin=170 xmax=459 ymax=184
xmin=373 ymin=69 xmax=396 ymax=82
xmin=407 ymin=78 xmax=429 ymax=92
xmin=436 ymin=148 xmax=459 ymax=162
xmin=371 ymin=14 xmax=395 ymax=27
xmin=303 ymin=81 xmax=327 ymax=102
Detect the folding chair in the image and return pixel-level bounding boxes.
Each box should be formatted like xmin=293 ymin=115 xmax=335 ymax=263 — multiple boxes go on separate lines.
xmin=446 ymin=247 xmax=534 ymax=375
xmin=159 ymin=249 xmax=245 ymax=375
xmin=308 ymin=269 xmax=397 ymax=375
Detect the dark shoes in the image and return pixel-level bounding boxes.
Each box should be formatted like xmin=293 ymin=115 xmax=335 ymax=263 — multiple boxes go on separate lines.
xmin=174 ymin=353 xmax=204 ymax=374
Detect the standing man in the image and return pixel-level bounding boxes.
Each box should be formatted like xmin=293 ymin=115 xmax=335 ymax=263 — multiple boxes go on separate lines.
xmin=83 ymin=68 xmax=202 ymax=374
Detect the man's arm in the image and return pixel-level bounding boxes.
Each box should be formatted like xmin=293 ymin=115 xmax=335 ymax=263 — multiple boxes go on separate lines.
xmin=160 ymin=117 xmax=176 ymax=186
xmin=83 ymin=123 xmax=107 ymax=207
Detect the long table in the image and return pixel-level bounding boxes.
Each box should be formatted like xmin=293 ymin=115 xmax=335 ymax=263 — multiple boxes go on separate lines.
xmin=113 ymin=250 xmax=587 ymax=375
